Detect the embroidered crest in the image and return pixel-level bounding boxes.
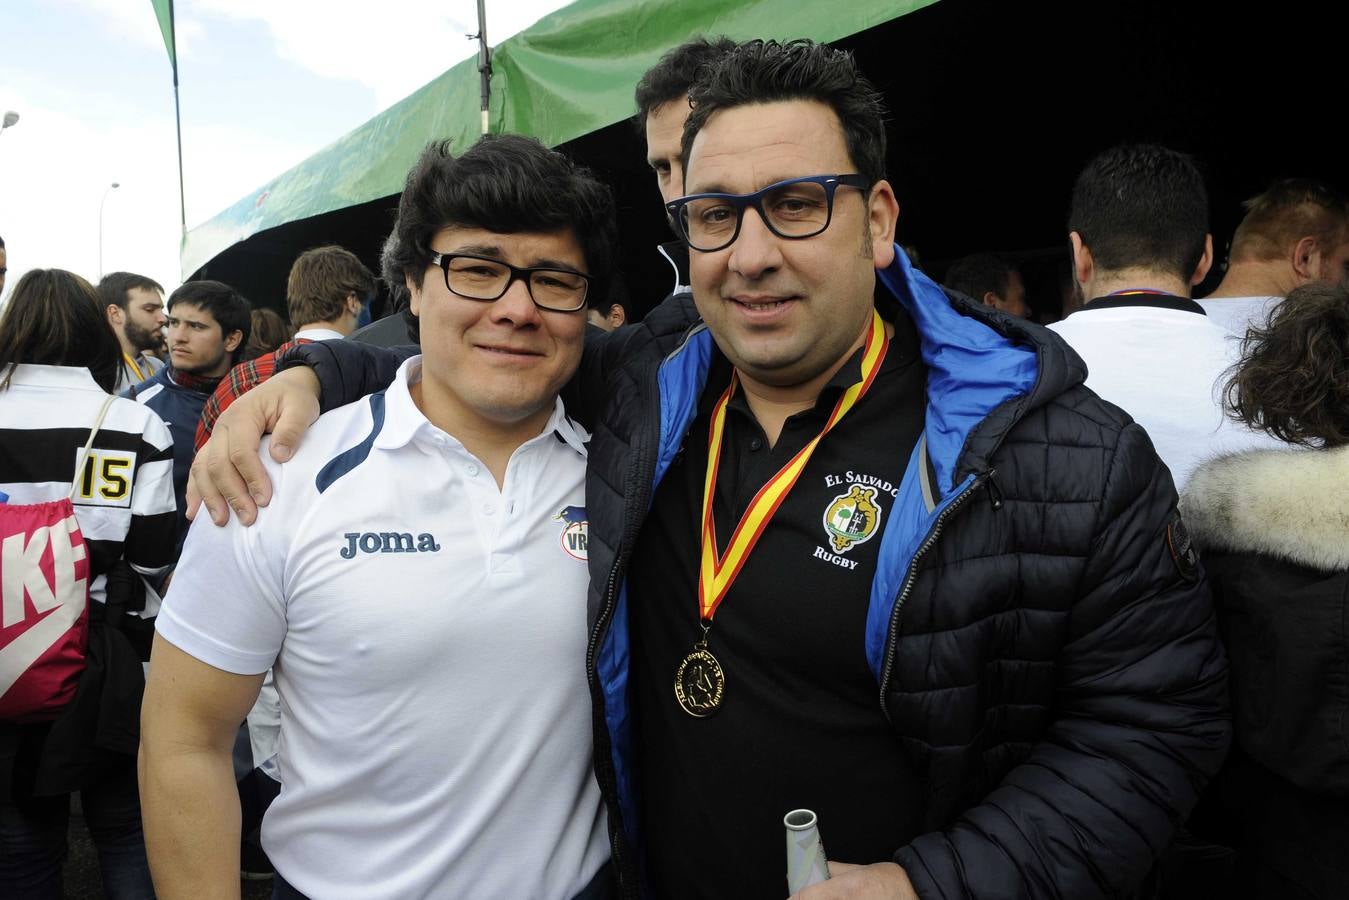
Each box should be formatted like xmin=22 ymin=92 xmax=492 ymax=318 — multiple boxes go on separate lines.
xmin=554 ymin=505 xmax=588 ymax=561
xmin=822 ymin=485 xmax=882 ymax=553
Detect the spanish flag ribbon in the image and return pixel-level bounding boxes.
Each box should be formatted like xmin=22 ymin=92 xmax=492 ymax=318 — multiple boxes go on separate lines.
xmin=697 ymin=309 xmax=889 ymax=621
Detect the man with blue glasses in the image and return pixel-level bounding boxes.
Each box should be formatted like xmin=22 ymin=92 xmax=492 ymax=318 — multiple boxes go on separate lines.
xmin=192 ymin=39 xmax=1228 ymax=900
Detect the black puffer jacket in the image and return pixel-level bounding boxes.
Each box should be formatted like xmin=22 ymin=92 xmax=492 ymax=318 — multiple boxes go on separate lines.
xmin=1181 ymin=444 xmax=1349 ymax=898
xmin=572 ymin=251 xmax=1230 ymax=899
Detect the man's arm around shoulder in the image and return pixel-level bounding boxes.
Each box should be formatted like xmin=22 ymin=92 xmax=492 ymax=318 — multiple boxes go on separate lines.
xmin=277 ymin=339 xmax=414 ymax=413
xmin=140 ymin=635 xmax=265 ymax=899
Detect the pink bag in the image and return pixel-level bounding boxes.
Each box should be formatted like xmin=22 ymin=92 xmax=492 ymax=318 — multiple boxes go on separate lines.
xmin=0 ymin=396 xmax=111 ymax=721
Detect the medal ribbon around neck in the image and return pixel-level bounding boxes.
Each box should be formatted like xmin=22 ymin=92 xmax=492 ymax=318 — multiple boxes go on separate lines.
xmin=697 ymin=309 xmax=889 ymax=620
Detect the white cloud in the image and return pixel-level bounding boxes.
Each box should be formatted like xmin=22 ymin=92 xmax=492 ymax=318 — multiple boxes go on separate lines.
xmin=0 ymin=87 xmax=178 ymax=301
xmin=59 ymin=0 xmax=167 ymax=52
xmin=0 ymin=86 xmax=315 ymax=300
xmin=188 ymin=0 xmax=572 ymax=107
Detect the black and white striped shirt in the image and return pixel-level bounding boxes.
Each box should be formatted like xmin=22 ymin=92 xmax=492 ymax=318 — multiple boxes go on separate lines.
xmin=0 ymin=364 xmax=177 ymax=614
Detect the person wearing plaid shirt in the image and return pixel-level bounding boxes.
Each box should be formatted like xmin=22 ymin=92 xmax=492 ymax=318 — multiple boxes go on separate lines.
xmin=194 ymin=246 xmax=375 ymax=451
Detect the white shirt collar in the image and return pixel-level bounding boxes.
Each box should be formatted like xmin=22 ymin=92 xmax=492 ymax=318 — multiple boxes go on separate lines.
xmin=294 ymin=327 xmax=345 ymax=342
xmin=5 ymin=363 xmax=107 ymax=392
xmin=371 ymin=356 xmax=588 ymax=457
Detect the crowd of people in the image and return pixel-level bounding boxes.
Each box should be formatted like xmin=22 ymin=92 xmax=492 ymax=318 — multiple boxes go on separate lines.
xmin=1 ymin=32 xmax=1346 ymax=900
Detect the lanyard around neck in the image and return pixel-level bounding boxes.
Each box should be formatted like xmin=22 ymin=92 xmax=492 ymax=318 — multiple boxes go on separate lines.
xmin=696 ymin=309 xmax=889 ymax=621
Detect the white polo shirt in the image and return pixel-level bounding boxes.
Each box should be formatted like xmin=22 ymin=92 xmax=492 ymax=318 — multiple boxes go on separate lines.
xmin=157 ymin=356 xmax=607 ymax=900
xmin=1049 ymin=296 xmax=1284 ymax=490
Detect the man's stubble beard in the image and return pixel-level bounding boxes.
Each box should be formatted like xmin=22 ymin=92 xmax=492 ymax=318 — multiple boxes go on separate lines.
xmin=125 ymin=319 xmax=165 ymax=354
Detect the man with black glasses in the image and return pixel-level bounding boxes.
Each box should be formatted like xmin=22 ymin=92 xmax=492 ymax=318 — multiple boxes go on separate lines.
xmin=192 ymin=41 xmax=1229 ymax=900
xmin=139 ymin=135 xmax=615 ymax=900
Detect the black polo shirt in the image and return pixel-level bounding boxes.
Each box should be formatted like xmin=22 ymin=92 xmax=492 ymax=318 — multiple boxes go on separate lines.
xmin=629 ymin=300 xmax=929 ymax=899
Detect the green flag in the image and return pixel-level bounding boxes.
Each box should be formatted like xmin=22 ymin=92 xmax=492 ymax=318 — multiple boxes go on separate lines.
xmin=151 ymin=0 xmax=176 ymax=71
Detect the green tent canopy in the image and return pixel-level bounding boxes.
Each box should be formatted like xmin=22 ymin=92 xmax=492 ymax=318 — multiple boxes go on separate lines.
xmin=180 ymin=0 xmax=935 ymax=277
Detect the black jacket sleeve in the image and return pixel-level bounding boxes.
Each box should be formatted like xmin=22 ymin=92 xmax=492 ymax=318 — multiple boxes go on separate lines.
xmin=276 ymin=341 xmax=417 ymax=414
xmin=895 ymin=423 xmax=1232 ymax=899
xmin=563 ymin=290 xmax=700 ymax=429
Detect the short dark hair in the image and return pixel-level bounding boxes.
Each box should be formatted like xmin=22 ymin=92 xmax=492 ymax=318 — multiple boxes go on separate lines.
xmin=0 ymin=269 xmax=123 ymax=392
xmin=97 ymin=271 xmax=165 ymax=311
xmin=682 ymin=39 xmax=888 ymax=187
xmin=1229 ymin=178 xmax=1349 ymax=264
xmin=1068 ymin=143 xmax=1209 ymax=279
xmin=944 ymin=253 xmax=1017 ymax=304
xmin=286 ymin=245 xmax=375 ymax=328
xmin=383 ymin=134 xmax=618 ymax=343
xmin=1224 ymin=281 xmax=1349 ymax=447
xmin=633 ymin=36 xmax=738 ymax=128
xmin=167 ymin=280 xmax=252 ymax=365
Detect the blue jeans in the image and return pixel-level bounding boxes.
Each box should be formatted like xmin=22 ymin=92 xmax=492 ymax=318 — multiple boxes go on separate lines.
xmin=0 ymin=760 xmax=154 ymax=900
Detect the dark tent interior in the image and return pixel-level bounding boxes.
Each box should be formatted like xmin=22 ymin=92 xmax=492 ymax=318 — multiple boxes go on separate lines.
xmin=191 ymin=0 xmax=1345 ymax=324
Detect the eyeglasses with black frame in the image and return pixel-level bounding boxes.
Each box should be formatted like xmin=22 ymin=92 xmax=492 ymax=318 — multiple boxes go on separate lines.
xmin=429 ymin=252 xmax=591 ymax=312
xmin=666 ymin=174 xmax=871 ymax=253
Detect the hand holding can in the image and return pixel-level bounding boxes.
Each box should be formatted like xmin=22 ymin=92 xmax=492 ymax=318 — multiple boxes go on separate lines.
xmin=785 ymin=808 xmax=831 ymax=894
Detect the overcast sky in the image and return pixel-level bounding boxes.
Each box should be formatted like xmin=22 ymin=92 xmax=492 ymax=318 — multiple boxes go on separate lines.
xmin=0 ymin=0 xmax=570 ymax=303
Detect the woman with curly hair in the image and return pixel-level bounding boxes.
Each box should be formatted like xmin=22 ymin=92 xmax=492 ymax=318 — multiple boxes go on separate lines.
xmin=1182 ymin=281 xmax=1349 ymax=899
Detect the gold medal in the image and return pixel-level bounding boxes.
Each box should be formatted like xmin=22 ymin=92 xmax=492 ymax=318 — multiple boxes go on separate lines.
xmin=684 ymin=312 xmax=889 ymax=718
xmin=674 ymin=642 xmax=725 ymax=717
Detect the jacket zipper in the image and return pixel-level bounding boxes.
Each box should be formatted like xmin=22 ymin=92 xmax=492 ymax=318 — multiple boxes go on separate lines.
xmin=585 ymin=363 xmax=665 ymax=900
xmin=877 ymin=470 xmax=993 ymax=717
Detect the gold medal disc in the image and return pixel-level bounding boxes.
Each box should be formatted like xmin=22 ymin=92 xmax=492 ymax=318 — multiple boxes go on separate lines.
xmin=674 ymin=647 xmax=725 ymax=717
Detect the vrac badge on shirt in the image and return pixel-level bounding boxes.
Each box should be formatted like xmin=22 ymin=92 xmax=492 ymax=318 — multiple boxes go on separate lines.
xmin=822 ymin=485 xmax=882 ymax=553
xmin=554 ymin=505 xmax=587 ymax=561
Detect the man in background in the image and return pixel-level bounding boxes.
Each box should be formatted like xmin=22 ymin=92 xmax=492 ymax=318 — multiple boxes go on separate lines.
xmin=633 ymin=36 xmax=738 ymax=297
xmin=943 ymin=252 xmax=1030 ymax=318
xmin=1201 ymin=177 xmax=1349 ymax=333
xmin=99 ymin=271 xmax=168 ymax=391
xmin=1050 ymin=143 xmax=1280 ymax=488
xmin=196 ymin=245 xmax=374 ymax=449
xmin=125 ymin=280 xmax=250 ymax=552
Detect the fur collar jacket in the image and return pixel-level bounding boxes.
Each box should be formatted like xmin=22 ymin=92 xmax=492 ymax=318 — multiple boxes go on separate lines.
xmin=1182 ymin=443 xmax=1349 ymax=573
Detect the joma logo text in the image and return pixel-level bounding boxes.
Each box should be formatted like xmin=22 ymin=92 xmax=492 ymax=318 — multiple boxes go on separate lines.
xmin=340 ymin=532 xmax=442 ymax=559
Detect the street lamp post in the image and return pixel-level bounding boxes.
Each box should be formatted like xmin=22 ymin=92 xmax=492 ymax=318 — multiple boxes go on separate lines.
xmin=99 ymin=182 xmax=120 ymax=278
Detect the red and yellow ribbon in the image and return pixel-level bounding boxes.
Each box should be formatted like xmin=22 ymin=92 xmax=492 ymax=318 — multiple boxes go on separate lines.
xmin=697 ymin=309 xmax=889 ymax=620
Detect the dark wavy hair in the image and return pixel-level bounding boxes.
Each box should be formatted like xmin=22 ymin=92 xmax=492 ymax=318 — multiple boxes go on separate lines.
xmin=1224 ymin=281 xmax=1349 ymax=447
xmin=0 ymin=269 xmax=123 ymax=392
xmin=633 ymin=36 xmax=738 ymax=128
xmin=382 ymin=134 xmax=617 ymax=343
xmin=682 ymin=39 xmax=889 ymax=188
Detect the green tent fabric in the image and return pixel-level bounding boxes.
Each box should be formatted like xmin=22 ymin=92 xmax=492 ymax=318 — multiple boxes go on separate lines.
xmin=181 ymin=0 xmax=936 ymax=277
xmin=150 ymin=0 xmax=176 ymax=71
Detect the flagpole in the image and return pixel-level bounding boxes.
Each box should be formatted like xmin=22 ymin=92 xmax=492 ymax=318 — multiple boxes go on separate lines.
xmin=170 ymin=0 xmax=186 ymax=238
xmin=475 ymin=0 xmax=491 ymax=135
